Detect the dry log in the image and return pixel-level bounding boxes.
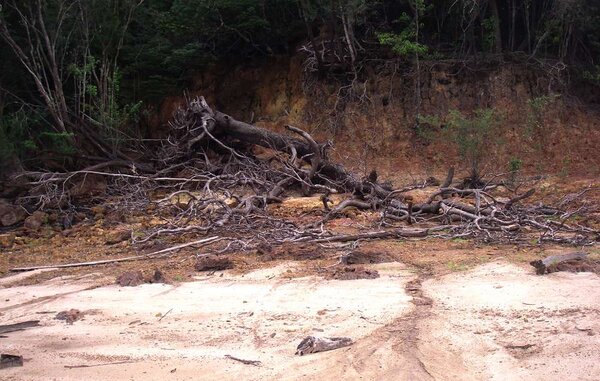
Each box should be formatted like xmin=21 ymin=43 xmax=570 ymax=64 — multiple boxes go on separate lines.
xmin=303 ymin=226 xmax=451 ymax=243
xmin=295 ymin=336 xmax=353 ymax=355
xmin=0 ymin=320 xmax=40 ymax=335
xmin=173 ymin=96 xmax=386 ymax=197
xmin=0 ymin=354 xmax=23 ymax=369
xmin=224 ymin=355 xmax=262 ymax=366
xmin=504 ymin=188 xmax=535 ymax=210
xmin=530 ymin=252 xmax=588 ymax=275
xmin=10 ymin=237 xmax=220 ymax=272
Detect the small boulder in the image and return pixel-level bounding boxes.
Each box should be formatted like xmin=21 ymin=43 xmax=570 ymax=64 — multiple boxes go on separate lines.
xmin=116 ymin=271 xmax=145 ymax=287
xmin=55 ymin=309 xmax=82 ymax=324
xmin=24 ymin=211 xmax=49 ymax=231
xmin=150 ymin=269 xmax=167 ymax=284
xmin=104 ymin=229 xmax=131 ymax=245
xmin=195 ymin=256 xmax=234 ymax=272
xmin=0 ymin=200 xmax=26 ymax=227
xmin=0 ymin=233 xmax=16 ymax=249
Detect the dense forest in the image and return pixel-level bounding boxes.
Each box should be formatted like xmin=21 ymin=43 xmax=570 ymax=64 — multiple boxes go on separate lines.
xmin=1 ymin=0 xmax=599 ymax=171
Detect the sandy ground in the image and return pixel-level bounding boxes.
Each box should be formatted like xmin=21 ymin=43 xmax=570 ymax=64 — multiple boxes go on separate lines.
xmin=1 ymin=260 xmax=599 ymax=381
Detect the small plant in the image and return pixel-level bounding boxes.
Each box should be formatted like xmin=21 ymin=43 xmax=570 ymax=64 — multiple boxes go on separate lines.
xmin=446 ymin=261 xmax=469 ymax=272
xmin=377 ymin=4 xmax=429 ymax=60
xmin=416 ymin=114 xmax=441 ymax=141
xmin=508 ymin=157 xmax=523 ymax=184
xmin=559 ymin=157 xmax=571 ymax=178
xmin=445 ymin=109 xmax=501 ymax=186
xmin=582 ymin=65 xmax=600 ymax=84
xmin=482 ymin=17 xmax=499 ymax=52
xmin=378 ymin=31 xmax=428 ymax=58
xmin=526 ymin=94 xmax=558 ymax=139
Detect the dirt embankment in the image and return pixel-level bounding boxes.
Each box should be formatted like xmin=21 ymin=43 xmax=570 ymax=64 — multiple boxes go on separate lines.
xmin=149 ymin=56 xmax=600 ymax=178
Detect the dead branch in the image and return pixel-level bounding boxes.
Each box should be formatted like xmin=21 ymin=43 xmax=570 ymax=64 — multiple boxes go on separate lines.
xmin=10 ymin=237 xmax=221 ymax=272
xmin=224 ymin=355 xmax=262 ymax=366
xmin=530 ymin=252 xmax=588 ymax=275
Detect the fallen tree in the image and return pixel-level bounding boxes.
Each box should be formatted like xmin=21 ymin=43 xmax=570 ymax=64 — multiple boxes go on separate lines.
xmin=8 ymin=96 xmax=599 ymax=266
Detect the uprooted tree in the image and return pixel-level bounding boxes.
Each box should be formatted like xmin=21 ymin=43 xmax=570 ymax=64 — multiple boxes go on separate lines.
xmin=12 ymin=95 xmax=597 ymax=259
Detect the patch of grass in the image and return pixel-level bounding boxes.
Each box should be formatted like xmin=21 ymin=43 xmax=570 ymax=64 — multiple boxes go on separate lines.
xmin=446 ymin=261 xmax=470 ymax=272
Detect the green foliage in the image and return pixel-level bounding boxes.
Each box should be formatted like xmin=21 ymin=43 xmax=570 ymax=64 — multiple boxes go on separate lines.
xmin=377 ymin=31 xmax=428 ymax=58
xmin=416 ymin=109 xmax=503 ymax=177
xmin=39 ymin=132 xmax=76 ymax=155
xmin=482 ymin=17 xmax=498 ymax=53
xmin=582 ymin=66 xmax=600 ymax=84
xmin=2 ymin=0 xmax=600 ymax=168
xmin=508 ymin=157 xmax=523 ymax=184
xmin=446 ymin=109 xmax=501 ymax=177
xmin=508 ymin=157 xmax=523 ymax=173
xmin=526 ymin=94 xmax=558 ymax=138
xmin=377 ymin=4 xmax=428 ymax=59
xmin=0 ymin=110 xmax=75 ymax=165
xmin=416 ymin=114 xmax=441 ymax=141
xmin=0 ymin=110 xmax=38 ymax=162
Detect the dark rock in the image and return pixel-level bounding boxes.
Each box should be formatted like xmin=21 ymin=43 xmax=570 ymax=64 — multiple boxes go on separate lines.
xmin=23 ymin=211 xmax=49 ymax=231
xmin=150 ymin=269 xmax=167 ymax=283
xmin=0 ymin=200 xmax=27 ymax=227
xmin=90 ymin=205 xmax=106 ymax=219
xmin=0 ymin=233 xmax=16 ymax=249
xmin=105 ymin=229 xmax=131 ymax=245
xmin=116 ymin=271 xmax=145 ymax=287
xmin=195 ymin=256 xmax=234 ymax=272
xmin=55 ymin=309 xmax=82 ymax=324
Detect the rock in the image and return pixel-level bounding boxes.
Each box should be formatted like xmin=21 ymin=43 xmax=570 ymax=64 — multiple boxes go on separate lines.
xmin=23 ymin=211 xmax=49 ymax=231
xmin=55 ymin=309 xmax=82 ymax=324
xmin=90 ymin=205 xmax=106 ymax=219
xmin=0 ymin=200 xmax=26 ymax=227
xmin=150 ymin=269 xmax=167 ymax=284
xmin=104 ymin=229 xmax=131 ymax=245
xmin=0 ymin=233 xmax=16 ymax=249
xmin=116 ymin=271 xmax=145 ymax=287
xmin=194 ymin=256 xmax=234 ymax=272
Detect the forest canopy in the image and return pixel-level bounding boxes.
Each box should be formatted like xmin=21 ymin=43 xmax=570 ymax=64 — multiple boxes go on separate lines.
xmin=1 ymin=0 xmax=599 ymax=169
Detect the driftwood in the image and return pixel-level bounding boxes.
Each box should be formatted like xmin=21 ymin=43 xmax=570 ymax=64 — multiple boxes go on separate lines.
xmin=0 ymin=320 xmax=40 ymax=335
xmin=530 ymin=252 xmax=588 ymax=275
xmin=64 ymin=360 xmax=138 ymax=369
xmin=10 ymin=236 xmax=220 ymax=272
xmin=224 ymin=354 xmax=262 ymax=366
xmin=295 ymin=336 xmax=353 ymax=355
xmin=0 ymin=354 xmax=23 ymax=369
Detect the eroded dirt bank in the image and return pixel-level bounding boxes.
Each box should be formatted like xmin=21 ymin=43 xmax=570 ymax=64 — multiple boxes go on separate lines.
xmin=1 ymin=259 xmax=599 ymax=381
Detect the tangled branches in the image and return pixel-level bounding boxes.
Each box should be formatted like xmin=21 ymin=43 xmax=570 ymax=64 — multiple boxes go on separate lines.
xmin=9 ymin=97 xmax=598 ymax=253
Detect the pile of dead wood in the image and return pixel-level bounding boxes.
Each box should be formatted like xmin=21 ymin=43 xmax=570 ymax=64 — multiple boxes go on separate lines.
xmin=6 ymin=96 xmax=598 ymax=263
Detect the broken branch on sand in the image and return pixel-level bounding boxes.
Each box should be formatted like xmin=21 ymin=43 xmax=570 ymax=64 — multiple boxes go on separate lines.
xmin=224 ymin=354 xmax=262 ymax=366
xmin=9 ymin=236 xmax=221 ymax=272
